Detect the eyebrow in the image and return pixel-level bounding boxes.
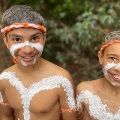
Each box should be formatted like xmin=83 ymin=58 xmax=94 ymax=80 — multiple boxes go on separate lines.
xmin=8 ymin=34 xmax=23 ymax=38
xmin=30 ymin=32 xmax=42 ymax=38
xmin=106 ymin=54 xmax=118 ymax=57
xmin=8 ymin=32 xmax=42 ymax=38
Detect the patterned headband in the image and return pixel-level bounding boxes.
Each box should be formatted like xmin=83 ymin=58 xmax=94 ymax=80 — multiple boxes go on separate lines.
xmin=1 ymin=23 xmax=46 ymax=34
xmin=98 ymin=40 xmax=120 ymax=55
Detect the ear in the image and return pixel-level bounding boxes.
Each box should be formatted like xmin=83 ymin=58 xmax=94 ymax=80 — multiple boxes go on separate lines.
xmin=98 ymin=53 xmax=103 ymax=65
xmin=2 ymin=34 xmax=8 ymax=48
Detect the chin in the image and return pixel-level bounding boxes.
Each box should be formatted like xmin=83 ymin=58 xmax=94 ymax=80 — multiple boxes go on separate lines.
xmin=111 ymin=83 xmax=120 ymax=87
xmin=19 ymin=57 xmax=37 ymax=66
xmin=20 ymin=61 xmax=36 ymax=67
xmin=110 ymin=80 xmax=120 ymax=87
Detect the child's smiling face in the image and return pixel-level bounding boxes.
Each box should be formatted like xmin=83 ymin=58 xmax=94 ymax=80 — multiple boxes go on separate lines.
xmin=3 ymin=28 xmax=46 ymax=66
xmin=98 ymin=43 xmax=120 ymax=86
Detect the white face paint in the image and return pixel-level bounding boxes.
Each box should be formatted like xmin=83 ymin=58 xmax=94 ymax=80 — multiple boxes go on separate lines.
xmin=33 ymin=58 xmax=37 ymax=65
xmin=9 ymin=41 xmax=43 ymax=66
xmin=103 ymin=62 xmax=120 ymax=85
xmin=21 ymin=58 xmax=36 ymax=66
xmin=21 ymin=60 xmax=27 ymax=66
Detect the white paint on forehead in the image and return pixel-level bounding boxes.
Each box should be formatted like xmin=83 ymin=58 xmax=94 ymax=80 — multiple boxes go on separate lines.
xmin=0 ymin=72 xmax=76 ymax=120
xmin=9 ymin=41 xmax=43 ymax=57
xmin=103 ymin=62 xmax=120 ymax=77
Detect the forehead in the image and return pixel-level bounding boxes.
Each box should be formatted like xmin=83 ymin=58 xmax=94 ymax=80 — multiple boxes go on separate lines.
xmin=104 ymin=43 xmax=120 ymax=55
xmin=7 ymin=28 xmax=42 ymax=37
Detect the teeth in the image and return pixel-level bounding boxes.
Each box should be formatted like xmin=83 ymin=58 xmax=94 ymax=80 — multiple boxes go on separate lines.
xmin=23 ymin=56 xmax=32 ymax=59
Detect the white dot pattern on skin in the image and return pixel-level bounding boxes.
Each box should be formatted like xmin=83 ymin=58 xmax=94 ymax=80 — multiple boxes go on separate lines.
xmin=76 ymin=90 xmax=120 ymax=120
xmin=0 ymin=71 xmax=76 ymax=120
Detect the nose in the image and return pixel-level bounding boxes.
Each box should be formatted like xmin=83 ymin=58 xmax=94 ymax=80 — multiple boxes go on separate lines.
xmin=21 ymin=45 xmax=33 ymax=54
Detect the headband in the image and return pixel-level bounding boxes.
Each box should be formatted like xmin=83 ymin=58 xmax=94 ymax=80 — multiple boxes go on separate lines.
xmin=1 ymin=23 xmax=46 ymax=34
xmin=98 ymin=40 xmax=120 ymax=55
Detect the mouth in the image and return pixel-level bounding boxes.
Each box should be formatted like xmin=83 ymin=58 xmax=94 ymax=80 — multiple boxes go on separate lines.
xmin=113 ymin=75 xmax=120 ymax=79
xmin=20 ymin=56 xmax=35 ymax=62
xmin=109 ymin=73 xmax=120 ymax=81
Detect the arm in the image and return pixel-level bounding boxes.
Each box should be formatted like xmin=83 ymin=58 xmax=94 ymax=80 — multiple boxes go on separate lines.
xmin=0 ymin=80 xmax=15 ymax=120
xmin=58 ymin=73 xmax=78 ymax=120
xmin=0 ymin=104 xmax=15 ymax=120
xmin=76 ymin=83 xmax=85 ymax=120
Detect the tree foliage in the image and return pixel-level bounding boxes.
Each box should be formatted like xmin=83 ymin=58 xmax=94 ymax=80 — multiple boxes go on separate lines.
xmin=0 ymin=0 xmax=120 ymax=85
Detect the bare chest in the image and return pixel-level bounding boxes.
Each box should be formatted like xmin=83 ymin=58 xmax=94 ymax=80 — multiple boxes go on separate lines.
xmin=5 ymin=86 xmax=59 ymax=112
xmin=0 ymin=71 xmax=75 ymax=120
xmin=77 ymin=90 xmax=120 ymax=120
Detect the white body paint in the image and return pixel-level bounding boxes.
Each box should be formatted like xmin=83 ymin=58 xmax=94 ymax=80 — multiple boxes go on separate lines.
xmin=9 ymin=41 xmax=43 ymax=66
xmin=77 ymin=90 xmax=120 ymax=120
xmin=103 ymin=62 xmax=120 ymax=80
xmin=0 ymin=72 xmax=76 ymax=120
xmin=0 ymin=93 xmax=3 ymax=102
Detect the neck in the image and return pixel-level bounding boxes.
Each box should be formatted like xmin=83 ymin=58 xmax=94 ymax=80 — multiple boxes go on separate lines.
xmin=103 ymin=77 xmax=120 ymax=96
xmin=15 ymin=58 xmax=43 ymax=73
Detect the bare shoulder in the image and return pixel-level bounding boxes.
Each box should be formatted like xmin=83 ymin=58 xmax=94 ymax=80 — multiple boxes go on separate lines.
xmin=76 ymin=79 xmax=101 ymax=95
xmin=0 ymin=66 xmax=14 ymax=92
xmin=1 ymin=65 xmax=15 ymax=73
xmin=55 ymin=65 xmax=74 ymax=84
xmin=44 ymin=59 xmax=73 ymax=83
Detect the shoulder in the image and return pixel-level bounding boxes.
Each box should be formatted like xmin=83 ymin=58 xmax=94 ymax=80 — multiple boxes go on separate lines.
xmin=56 ymin=67 xmax=74 ymax=84
xmin=1 ymin=65 xmax=15 ymax=73
xmin=0 ymin=65 xmax=15 ymax=81
xmin=0 ymin=66 xmax=15 ymax=92
xmin=56 ymin=66 xmax=74 ymax=85
xmin=76 ymin=79 xmax=100 ymax=95
xmin=43 ymin=59 xmax=73 ymax=83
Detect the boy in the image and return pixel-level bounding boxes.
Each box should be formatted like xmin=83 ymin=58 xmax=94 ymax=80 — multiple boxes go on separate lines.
xmin=0 ymin=5 xmax=77 ymax=120
xmin=76 ymin=31 xmax=120 ymax=120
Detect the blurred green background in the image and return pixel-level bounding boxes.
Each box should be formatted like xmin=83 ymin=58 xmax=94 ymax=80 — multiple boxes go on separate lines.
xmin=0 ymin=0 xmax=120 ymax=86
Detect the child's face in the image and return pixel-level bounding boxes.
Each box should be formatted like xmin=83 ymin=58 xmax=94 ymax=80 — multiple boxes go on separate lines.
xmin=3 ymin=28 xmax=46 ymax=66
xmin=98 ymin=43 xmax=120 ymax=86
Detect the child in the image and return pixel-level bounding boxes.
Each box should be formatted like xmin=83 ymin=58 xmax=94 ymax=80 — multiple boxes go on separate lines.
xmin=76 ymin=30 xmax=120 ymax=120
xmin=0 ymin=5 xmax=77 ymax=120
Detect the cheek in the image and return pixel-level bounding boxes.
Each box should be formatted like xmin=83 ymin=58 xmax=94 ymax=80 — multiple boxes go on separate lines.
xmin=103 ymin=62 xmax=120 ymax=78
xmin=31 ymin=43 xmax=44 ymax=54
xmin=6 ymin=43 xmax=12 ymax=49
xmin=103 ymin=63 xmax=112 ymax=78
xmin=9 ymin=48 xmax=19 ymax=57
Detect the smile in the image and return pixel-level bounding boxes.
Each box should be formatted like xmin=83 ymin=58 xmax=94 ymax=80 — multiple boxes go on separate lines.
xmin=21 ymin=56 xmax=35 ymax=62
xmin=110 ymin=73 xmax=120 ymax=81
xmin=113 ymin=75 xmax=120 ymax=79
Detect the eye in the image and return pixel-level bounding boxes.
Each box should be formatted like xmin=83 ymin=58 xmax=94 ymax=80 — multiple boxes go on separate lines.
xmin=12 ymin=37 xmax=22 ymax=42
xmin=108 ymin=57 xmax=117 ymax=61
xmin=31 ymin=36 xmax=40 ymax=41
